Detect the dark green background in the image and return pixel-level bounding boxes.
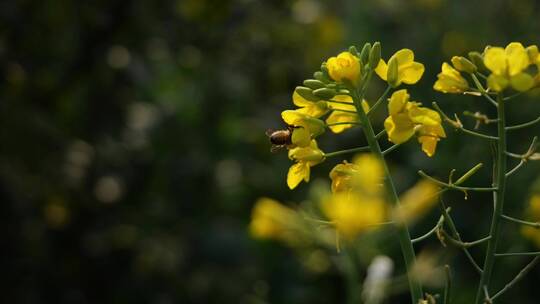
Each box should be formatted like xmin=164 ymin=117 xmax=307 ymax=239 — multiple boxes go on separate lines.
xmin=1 ymin=0 xmax=539 ymax=303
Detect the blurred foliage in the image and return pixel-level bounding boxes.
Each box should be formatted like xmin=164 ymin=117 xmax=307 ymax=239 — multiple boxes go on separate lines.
xmin=1 ymin=0 xmax=539 ymax=303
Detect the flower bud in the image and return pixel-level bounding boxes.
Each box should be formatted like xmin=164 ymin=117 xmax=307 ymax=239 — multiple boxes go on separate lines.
xmin=313 ymin=71 xmax=329 ymax=83
xmin=348 ymin=45 xmax=359 ymax=57
xmin=468 ymin=51 xmax=487 ymax=72
xmin=313 ymin=88 xmax=336 ymax=99
xmin=303 ymin=79 xmax=326 ymax=90
xmin=387 ymin=57 xmax=399 ymax=87
xmin=360 ymin=43 xmax=372 ymax=66
xmin=451 ymin=56 xmax=477 ymax=73
xmin=369 ymin=42 xmax=381 ymax=70
xmin=295 ymin=86 xmax=319 ymax=101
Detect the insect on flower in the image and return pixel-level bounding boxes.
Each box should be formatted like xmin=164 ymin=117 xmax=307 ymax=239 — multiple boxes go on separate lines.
xmin=265 ymin=125 xmax=297 ymax=153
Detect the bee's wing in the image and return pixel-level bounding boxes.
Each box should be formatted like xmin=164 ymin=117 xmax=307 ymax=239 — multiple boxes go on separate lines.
xmin=270 ymin=145 xmax=286 ymax=153
xmin=265 ymin=129 xmax=275 ymax=137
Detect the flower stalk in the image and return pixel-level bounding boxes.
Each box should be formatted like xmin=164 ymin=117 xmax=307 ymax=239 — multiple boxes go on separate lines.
xmin=349 ymin=72 xmax=424 ymax=303
xmin=475 ymin=94 xmax=507 ymax=304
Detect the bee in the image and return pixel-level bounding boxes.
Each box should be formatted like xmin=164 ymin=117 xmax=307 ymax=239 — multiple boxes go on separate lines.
xmin=265 ymin=125 xmax=296 ymax=153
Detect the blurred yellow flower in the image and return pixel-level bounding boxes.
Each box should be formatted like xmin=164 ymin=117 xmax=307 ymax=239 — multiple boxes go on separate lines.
xmin=433 ymin=62 xmax=469 ymax=93
xmin=329 ymin=154 xmax=383 ymax=193
xmin=282 ymin=110 xmax=325 ymax=147
xmin=384 ymin=90 xmax=445 ymax=157
xmin=393 ymin=180 xmax=440 ymax=224
xmin=522 ymin=195 xmax=540 ymax=248
xmin=249 ymin=197 xmax=299 ymax=242
xmin=375 ymin=49 xmax=425 ymax=86
xmin=325 ymin=94 xmax=369 ymax=133
xmin=326 ymin=51 xmax=361 ymax=84
xmin=321 ymin=192 xmax=386 ymax=239
xmin=484 ymin=42 xmax=534 ymax=92
xmin=293 ymin=91 xmax=329 ymax=118
xmin=287 ymin=140 xmax=325 ymax=189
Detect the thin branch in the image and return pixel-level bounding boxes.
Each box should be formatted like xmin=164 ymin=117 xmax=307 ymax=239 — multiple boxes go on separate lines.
xmin=432 ymin=102 xmax=498 ymax=140
xmin=419 ymin=171 xmax=497 ymax=192
xmin=505 ymin=136 xmax=538 ymax=160
xmin=412 ymin=216 xmax=444 ymax=244
xmin=471 ymin=73 xmax=498 ymax=107
xmin=375 ymin=129 xmax=386 ymax=139
xmin=501 ymin=214 xmax=540 ymax=228
xmin=328 ymin=99 xmax=355 ymax=106
xmin=330 ymin=108 xmax=358 ymax=114
xmin=439 ymin=229 xmax=491 ymax=248
xmin=444 ymin=265 xmax=451 ymax=304
xmin=503 ymin=91 xmax=525 ymax=101
xmin=326 ymin=121 xmax=361 ymax=127
xmin=505 ymin=160 xmax=525 ymax=177
xmin=439 ymin=200 xmax=483 ymax=274
xmin=367 ymin=85 xmax=392 ymax=117
xmin=382 ymin=143 xmax=401 ymax=156
xmin=483 ymin=286 xmax=492 ymax=304
xmin=324 ymin=146 xmax=370 ymax=158
xmin=491 ymin=256 xmax=540 ymax=300
xmin=495 ymin=252 xmax=540 ymax=257
xmin=506 ymin=115 xmax=540 ymax=131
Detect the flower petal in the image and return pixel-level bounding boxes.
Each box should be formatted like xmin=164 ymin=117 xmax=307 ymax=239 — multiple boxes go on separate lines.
xmin=510 ymin=72 xmax=534 ymax=92
xmin=384 ymin=115 xmax=415 ymax=144
xmin=505 ymin=42 xmax=529 ymax=76
xmin=484 ymin=47 xmax=507 ymax=75
xmin=374 ymin=59 xmax=388 ymax=81
xmin=287 ymin=162 xmax=309 ymax=189
xmin=400 ymin=62 xmax=425 ymax=84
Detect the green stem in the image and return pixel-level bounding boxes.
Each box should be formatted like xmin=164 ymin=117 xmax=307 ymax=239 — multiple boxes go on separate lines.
xmin=505 ymin=115 xmax=540 ymax=131
xmin=326 ymin=121 xmax=361 ymax=127
xmin=367 ymin=85 xmax=392 ymax=117
xmin=501 ymin=214 xmax=540 ymax=228
xmin=475 ymin=94 xmax=507 ymax=304
xmin=350 ymin=80 xmax=423 ymax=303
xmin=495 ymin=252 xmax=540 ymax=257
xmin=491 ymin=256 xmax=540 ymax=300
xmin=324 ymin=146 xmax=370 ymax=158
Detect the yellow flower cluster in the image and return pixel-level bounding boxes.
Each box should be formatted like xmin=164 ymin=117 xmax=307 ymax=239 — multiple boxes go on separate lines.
xmin=324 ymin=154 xmax=386 ymax=239
xmin=249 ymin=197 xmax=301 ymax=243
xmin=434 ymin=42 xmax=540 ymax=94
xmin=384 ymin=90 xmax=446 ymax=157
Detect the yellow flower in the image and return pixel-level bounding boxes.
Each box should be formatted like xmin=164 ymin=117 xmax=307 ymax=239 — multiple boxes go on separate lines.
xmin=292 ymin=91 xmax=329 ymax=118
xmin=329 ymin=154 xmax=384 ymax=194
xmin=433 ymin=62 xmax=469 ymax=93
xmin=326 ymin=51 xmax=361 ymax=84
xmin=375 ymin=49 xmax=425 ymax=86
xmin=321 ymin=192 xmax=386 ymax=239
xmin=249 ymin=197 xmax=299 ymax=242
xmin=287 ymin=140 xmax=325 ymax=189
xmin=282 ymin=110 xmax=325 ymax=147
xmin=522 ymin=195 xmax=540 ymax=248
xmin=484 ymin=42 xmax=534 ymax=92
xmin=325 ymin=95 xmax=369 ymax=133
xmin=393 ymin=180 xmax=440 ymax=224
xmin=384 ymin=90 xmax=446 ymax=157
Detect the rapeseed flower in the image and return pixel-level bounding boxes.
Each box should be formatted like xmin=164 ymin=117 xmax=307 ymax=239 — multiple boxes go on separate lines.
xmin=393 ymin=180 xmax=440 ymax=224
xmin=321 ymin=192 xmax=386 ymax=239
xmin=375 ymin=49 xmax=425 ymax=87
xmin=287 ymin=140 xmax=325 ymax=189
xmin=329 ymin=154 xmax=384 ymax=194
xmin=281 ymin=110 xmax=325 ymax=147
xmin=484 ymin=42 xmax=534 ymax=92
xmin=384 ymin=90 xmax=446 ymax=157
xmin=325 ymin=94 xmax=369 ymax=133
xmin=326 ymin=51 xmax=361 ymax=85
xmin=292 ymin=91 xmax=329 ymax=118
xmin=433 ymin=62 xmax=469 ymax=93
xmin=250 ymin=197 xmax=300 ymax=243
